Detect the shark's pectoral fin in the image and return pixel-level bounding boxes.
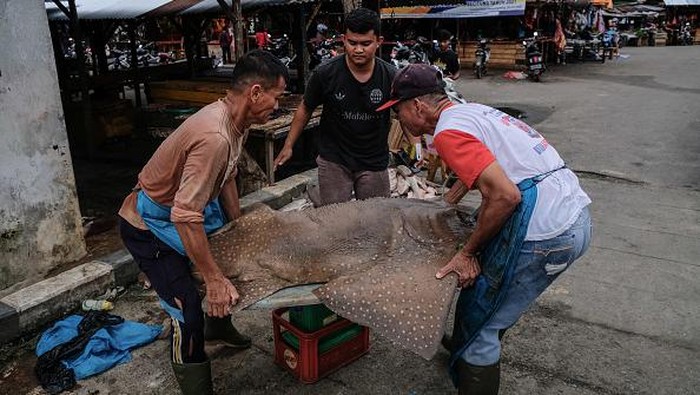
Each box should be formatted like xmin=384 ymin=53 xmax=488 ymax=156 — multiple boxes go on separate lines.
xmin=314 ymin=256 xmax=458 ymax=360
xmin=232 ymin=274 xmax=292 ymax=312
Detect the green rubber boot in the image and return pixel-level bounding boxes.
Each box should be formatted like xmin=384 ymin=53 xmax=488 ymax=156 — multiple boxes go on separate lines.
xmin=204 ymin=315 xmax=251 ymax=348
xmin=171 ymin=360 xmax=213 ymax=395
xmin=457 ymin=359 xmax=501 ymax=395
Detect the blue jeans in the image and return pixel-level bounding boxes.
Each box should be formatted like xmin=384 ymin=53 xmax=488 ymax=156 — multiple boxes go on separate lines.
xmin=461 ymin=206 xmax=592 ymax=366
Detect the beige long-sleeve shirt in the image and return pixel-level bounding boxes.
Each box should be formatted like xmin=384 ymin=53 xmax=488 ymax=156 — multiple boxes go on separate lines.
xmin=119 ymin=98 xmax=245 ymax=230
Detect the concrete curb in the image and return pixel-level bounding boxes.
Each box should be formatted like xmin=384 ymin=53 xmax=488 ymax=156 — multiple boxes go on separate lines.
xmin=0 ymin=169 xmax=317 ymax=344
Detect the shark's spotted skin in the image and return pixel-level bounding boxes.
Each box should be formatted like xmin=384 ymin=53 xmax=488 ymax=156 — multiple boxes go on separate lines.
xmin=209 ymin=198 xmax=474 ymax=359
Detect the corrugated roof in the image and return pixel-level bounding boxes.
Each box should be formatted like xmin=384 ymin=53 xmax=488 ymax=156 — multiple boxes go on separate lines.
xmin=46 ymin=0 xmax=172 ymax=20
xmin=179 ymin=0 xmax=316 ymax=14
xmin=46 ymin=0 xmax=317 ymax=20
xmin=146 ymin=0 xmax=205 ymax=17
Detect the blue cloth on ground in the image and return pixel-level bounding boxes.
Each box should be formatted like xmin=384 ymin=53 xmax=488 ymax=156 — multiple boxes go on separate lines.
xmin=136 ymin=190 xmax=227 ymax=256
xmin=36 ymin=315 xmax=162 ymax=380
xmin=160 ymin=298 xmax=185 ymax=323
xmin=448 ymin=176 xmax=539 ymax=385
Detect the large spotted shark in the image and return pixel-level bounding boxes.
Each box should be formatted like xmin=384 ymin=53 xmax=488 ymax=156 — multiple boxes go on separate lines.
xmin=209 ymin=198 xmax=475 ymax=359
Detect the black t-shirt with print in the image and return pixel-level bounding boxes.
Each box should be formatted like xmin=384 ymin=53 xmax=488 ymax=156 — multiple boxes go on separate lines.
xmin=303 ymin=55 xmax=397 ymax=172
xmin=432 ymin=49 xmax=460 ymax=76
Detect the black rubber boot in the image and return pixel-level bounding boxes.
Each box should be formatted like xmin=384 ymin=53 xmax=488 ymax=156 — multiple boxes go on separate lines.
xmin=171 ymin=360 xmax=213 ymax=395
xmin=204 ymin=315 xmax=251 ymax=348
xmin=457 ymin=359 xmax=501 ymax=395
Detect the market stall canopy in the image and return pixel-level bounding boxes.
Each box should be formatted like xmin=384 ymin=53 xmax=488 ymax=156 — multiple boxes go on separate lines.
xmin=147 ymin=0 xmax=207 ymax=17
xmin=602 ymin=3 xmax=663 ymax=17
xmin=380 ymin=0 xmax=527 ymax=19
xmin=46 ymin=0 xmax=174 ymax=20
xmin=663 ymin=0 xmax=700 ymax=5
xmin=179 ymin=0 xmax=317 ymax=14
xmin=46 ymin=0 xmax=317 ymax=20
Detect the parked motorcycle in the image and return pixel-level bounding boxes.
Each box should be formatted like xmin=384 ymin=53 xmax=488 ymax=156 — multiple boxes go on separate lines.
xmin=138 ymin=42 xmax=176 ymax=66
xmin=388 ymin=40 xmax=466 ymax=104
xmin=523 ymin=33 xmax=545 ymax=82
xmin=473 ymin=38 xmax=490 ymax=79
xmin=266 ymin=34 xmax=290 ymax=58
xmin=309 ymin=36 xmax=342 ymax=70
xmin=265 ymin=34 xmax=296 ymax=69
xmin=680 ymin=23 xmax=694 ymax=46
xmin=644 ymin=25 xmax=657 ymax=47
xmin=63 ymin=38 xmax=93 ymax=67
xmin=599 ymin=28 xmax=619 ymax=63
xmin=107 ymin=48 xmax=130 ymax=70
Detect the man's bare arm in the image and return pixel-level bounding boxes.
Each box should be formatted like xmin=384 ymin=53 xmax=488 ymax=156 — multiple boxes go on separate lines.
xmin=273 ymin=101 xmax=313 ymax=170
xmin=219 ymin=176 xmax=241 ymax=221
xmin=443 ymin=179 xmax=469 ymax=205
xmin=462 ymin=162 xmax=521 ymax=255
xmin=175 ymin=222 xmax=239 ymax=317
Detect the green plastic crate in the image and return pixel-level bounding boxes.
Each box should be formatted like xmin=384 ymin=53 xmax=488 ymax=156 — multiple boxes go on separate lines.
xmin=281 ymin=324 xmax=363 ymax=354
xmin=289 ymin=304 xmax=338 ymax=332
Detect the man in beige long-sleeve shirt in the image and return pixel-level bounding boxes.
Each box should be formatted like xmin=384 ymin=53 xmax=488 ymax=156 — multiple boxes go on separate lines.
xmin=119 ymin=50 xmax=287 ymax=394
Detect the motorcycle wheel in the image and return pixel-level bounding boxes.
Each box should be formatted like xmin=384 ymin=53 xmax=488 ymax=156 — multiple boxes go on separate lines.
xmin=601 ymin=49 xmax=606 ymax=63
xmin=476 ymin=67 xmax=482 ymax=79
xmin=533 ymin=74 xmax=541 ymax=82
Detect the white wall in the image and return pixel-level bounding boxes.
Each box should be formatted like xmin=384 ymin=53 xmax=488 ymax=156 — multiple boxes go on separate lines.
xmin=0 ymin=0 xmax=86 ymax=293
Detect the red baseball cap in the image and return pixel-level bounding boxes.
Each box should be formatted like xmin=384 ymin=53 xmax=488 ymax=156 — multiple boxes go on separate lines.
xmin=376 ymin=64 xmax=445 ymax=112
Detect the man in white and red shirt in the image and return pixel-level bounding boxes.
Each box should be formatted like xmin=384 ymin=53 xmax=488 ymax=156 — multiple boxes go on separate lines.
xmin=377 ymin=64 xmax=592 ymax=394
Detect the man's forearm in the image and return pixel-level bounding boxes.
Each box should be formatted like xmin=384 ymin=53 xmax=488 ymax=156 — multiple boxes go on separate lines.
xmin=462 ymin=197 xmax=517 ymax=255
xmin=175 ymin=222 xmax=223 ymax=280
xmin=220 ymin=177 xmax=241 ymax=221
xmin=284 ymin=103 xmax=313 ymax=149
xmin=444 ymin=179 xmax=468 ymax=205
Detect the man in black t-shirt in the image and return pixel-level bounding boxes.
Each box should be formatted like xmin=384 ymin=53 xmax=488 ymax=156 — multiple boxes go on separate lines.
xmin=432 ymin=29 xmax=461 ymax=80
xmin=274 ymin=8 xmax=397 ymax=205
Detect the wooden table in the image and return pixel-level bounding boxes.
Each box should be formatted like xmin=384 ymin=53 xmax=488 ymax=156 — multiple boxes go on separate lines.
xmin=248 ymin=106 xmax=322 ymax=183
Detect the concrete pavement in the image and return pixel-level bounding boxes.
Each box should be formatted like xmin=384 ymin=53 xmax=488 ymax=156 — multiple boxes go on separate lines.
xmin=1 ymin=46 xmax=699 ymax=394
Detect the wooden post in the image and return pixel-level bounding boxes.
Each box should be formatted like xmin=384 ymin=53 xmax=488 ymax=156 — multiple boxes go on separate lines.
xmin=296 ymin=5 xmax=310 ymax=92
xmin=181 ymin=16 xmax=206 ymax=76
xmin=217 ymin=0 xmax=245 ymax=61
xmin=64 ymin=0 xmax=89 ymax=101
xmin=128 ymin=21 xmax=142 ymax=109
xmin=195 ymin=18 xmax=208 ymax=61
xmin=59 ymin=0 xmax=96 ymax=158
xmin=92 ymin=21 xmax=111 ymax=75
xmin=178 ymin=16 xmax=197 ymax=77
xmin=232 ymin=0 xmax=245 ymax=59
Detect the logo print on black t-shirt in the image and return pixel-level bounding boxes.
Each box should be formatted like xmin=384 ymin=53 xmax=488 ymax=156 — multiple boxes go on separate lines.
xmin=335 ymin=91 xmax=346 ymax=101
xmin=370 ymin=88 xmax=383 ymax=104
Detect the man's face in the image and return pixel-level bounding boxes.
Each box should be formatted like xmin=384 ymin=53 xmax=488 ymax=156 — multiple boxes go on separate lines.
xmin=394 ymin=99 xmax=429 ymax=137
xmin=250 ymin=76 xmax=286 ymax=124
xmin=439 ymin=40 xmax=450 ymax=51
xmin=343 ymin=30 xmax=381 ymax=67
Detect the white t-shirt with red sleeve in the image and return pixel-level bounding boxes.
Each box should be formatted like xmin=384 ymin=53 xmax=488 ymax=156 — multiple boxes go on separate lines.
xmin=434 ymin=103 xmax=591 ymax=241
